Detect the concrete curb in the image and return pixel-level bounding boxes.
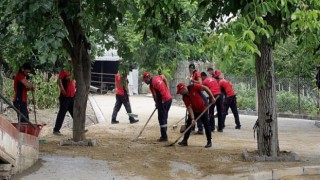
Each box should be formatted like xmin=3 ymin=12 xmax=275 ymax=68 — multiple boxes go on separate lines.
xmin=238 ymin=110 xmax=320 ymax=121
xmin=248 ymin=166 xmax=320 ymax=180
xmin=243 ymin=150 xmax=299 ymax=162
xmin=88 ymin=95 xmax=106 ymax=123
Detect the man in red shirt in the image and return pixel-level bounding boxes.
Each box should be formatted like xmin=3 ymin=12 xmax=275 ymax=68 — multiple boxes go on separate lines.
xmin=188 ymin=63 xmax=203 ymax=134
xmin=111 ymin=71 xmax=139 ymax=124
xmin=176 ymin=82 xmax=216 ymax=148
xmin=215 ymin=70 xmax=241 ymax=130
xmin=13 ymin=63 xmax=34 ymax=123
xmin=207 ymin=67 xmax=214 ymax=77
xmin=188 ymin=63 xmax=202 ymax=84
xmin=201 ymin=72 xmax=223 ymax=132
xmin=53 ymin=59 xmax=76 ymax=135
xmin=142 ymin=72 xmax=172 ymax=142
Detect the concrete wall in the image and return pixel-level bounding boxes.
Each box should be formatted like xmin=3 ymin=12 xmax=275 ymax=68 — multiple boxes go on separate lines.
xmin=170 ymin=61 xmax=215 ymax=98
xmin=0 ymin=117 xmax=19 ymax=165
xmin=0 ymin=117 xmax=39 ymax=175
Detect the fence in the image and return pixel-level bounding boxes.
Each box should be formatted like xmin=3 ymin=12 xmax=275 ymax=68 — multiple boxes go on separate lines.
xmin=226 ymin=76 xmax=320 ymax=116
xmin=91 ymin=72 xmax=116 ymax=93
xmin=168 ymin=72 xmax=319 ymax=116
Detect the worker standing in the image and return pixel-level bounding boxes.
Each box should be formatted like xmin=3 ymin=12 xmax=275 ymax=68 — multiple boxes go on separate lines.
xmin=215 ymin=70 xmax=241 ymax=130
xmin=201 ymin=72 xmax=223 ymax=132
xmin=13 ymin=63 xmax=34 ymax=123
xmin=188 ymin=63 xmax=203 ymax=134
xmin=142 ymin=72 xmax=172 ymax=142
xmin=111 ymin=70 xmax=139 ymax=124
xmin=53 ymin=58 xmax=75 ymax=136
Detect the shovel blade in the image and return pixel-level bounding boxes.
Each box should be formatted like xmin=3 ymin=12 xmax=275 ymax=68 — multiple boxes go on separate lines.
xmin=132 ymin=136 xmax=144 ymax=142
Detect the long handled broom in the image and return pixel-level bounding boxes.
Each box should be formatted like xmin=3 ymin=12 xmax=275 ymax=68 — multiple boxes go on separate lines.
xmin=132 ymin=108 xmax=157 ymax=141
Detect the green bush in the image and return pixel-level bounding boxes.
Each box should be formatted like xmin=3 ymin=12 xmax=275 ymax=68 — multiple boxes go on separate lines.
xmin=276 ymin=91 xmax=318 ymax=114
xmin=276 ymin=91 xmax=298 ymax=113
xmin=234 ymin=84 xmax=256 ymax=110
xmin=2 ymin=70 xmax=60 ymax=109
xmin=234 ymin=84 xmax=318 ymax=115
xmin=29 ymin=70 xmax=60 ymax=109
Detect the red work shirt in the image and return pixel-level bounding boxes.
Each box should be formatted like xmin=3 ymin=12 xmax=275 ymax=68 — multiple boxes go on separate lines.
xmin=191 ymin=71 xmax=201 ymax=84
xmin=13 ymin=72 xmax=28 ymax=103
xmin=202 ymin=77 xmax=221 ymax=96
xmin=150 ymin=75 xmax=172 ymax=103
xmin=59 ymin=71 xmax=76 ymax=97
xmin=182 ymin=84 xmax=207 ymax=113
xmin=219 ymin=79 xmax=235 ymax=97
xmin=115 ymin=73 xmax=127 ymax=96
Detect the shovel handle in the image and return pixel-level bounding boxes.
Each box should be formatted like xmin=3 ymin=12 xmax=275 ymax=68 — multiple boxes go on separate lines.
xmin=168 ymin=95 xmax=220 ymax=146
xmin=32 ymin=91 xmax=37 ymax=124
xmin=168 ymin=103 xmax=213 ymax=146
xmin=173 ymin=116 xmax=185 ymax=126
xmin=132 ymin=107 xmax=157 ymax=141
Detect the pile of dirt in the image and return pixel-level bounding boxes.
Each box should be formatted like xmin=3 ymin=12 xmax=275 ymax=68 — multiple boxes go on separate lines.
xmin=2 ymin=95 xmax=320 ymax=179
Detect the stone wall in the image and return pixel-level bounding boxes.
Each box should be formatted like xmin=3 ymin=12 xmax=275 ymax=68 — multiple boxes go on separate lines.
xmin=170 ymin=61 xmax=215 ymax=98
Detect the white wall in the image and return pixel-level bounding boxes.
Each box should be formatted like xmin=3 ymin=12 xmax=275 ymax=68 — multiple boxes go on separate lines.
xmin=128 ymin=69 xmax=139 ymax=95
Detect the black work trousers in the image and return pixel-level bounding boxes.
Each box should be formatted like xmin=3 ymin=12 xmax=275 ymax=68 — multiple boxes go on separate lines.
xmin=111 ymin=94 xmax=134 ymax=121
xmin=157 ymin=99 xmax=172 ymax=138
xmin=209 ymin=94 xmax=223 ymax=131
xmin=222 ymin=95 xmax=240 ymax=127
xmin=13 ymin=101 xmax=29 ymax=123
xmin=183 ymin=110 xmax=211 ymax=143
xmin=54 ymin=96 xmax=74 ymax=132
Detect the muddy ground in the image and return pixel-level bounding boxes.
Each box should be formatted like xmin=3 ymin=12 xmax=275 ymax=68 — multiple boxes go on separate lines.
xmin=3 ymin=94 xmax=320 ymax=179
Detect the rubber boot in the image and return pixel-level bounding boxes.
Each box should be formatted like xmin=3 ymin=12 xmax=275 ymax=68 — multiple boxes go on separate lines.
xmin=158 ymin=127 xmax=168 ymax=141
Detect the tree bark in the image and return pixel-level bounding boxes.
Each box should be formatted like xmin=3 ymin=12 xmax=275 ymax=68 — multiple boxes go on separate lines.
xmin=59 ymin=0 xmax=91 ymax=141
xmin=0 ymin=52 xmax=3 ymax=112
xmin=255 ymin=36 xmax=279 ymax=157
xmin=71 ymin=44 xmax=91 ymax=142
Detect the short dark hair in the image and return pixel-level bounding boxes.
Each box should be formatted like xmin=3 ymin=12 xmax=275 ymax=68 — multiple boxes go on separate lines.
xmin=207 ymin=67 xmax=214 ymax=71
xmin=22 ymin=63 xmax=31 ymax=70
xmin=201 ymin=72 xmax=207 ymax=77
xmin=189 ymin=63 xmax=195 ymax=69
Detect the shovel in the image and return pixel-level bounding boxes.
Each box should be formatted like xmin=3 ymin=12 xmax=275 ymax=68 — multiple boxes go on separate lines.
xmin=166 ymin=103 xmax=213 ymax=147
xmin=132 ymin=108 xmax=156 ymax=141
xmin=172 ymin=116 xmax=185 ymax=130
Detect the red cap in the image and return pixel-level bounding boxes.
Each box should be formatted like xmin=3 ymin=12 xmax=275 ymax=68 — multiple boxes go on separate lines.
xmin=65 ymin=71 xmax=71 ymax=77
xmin=214 ymin=70 xmax=221 ymax=78
xmin=176 ymin=83 xmax=186 ymax=94
xmin=142 ymin=72 xmax=150 ymax=80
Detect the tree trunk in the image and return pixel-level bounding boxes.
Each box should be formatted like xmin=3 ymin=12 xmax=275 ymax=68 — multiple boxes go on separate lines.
xmin=71 ymin=45 xmax=91 ymax=142
xmin=255 ymin=36 xmax=279 ymax=157
xmin=0 ymin=52 xmax=3 ymax=112
xmin=59 ymin=0 xmax=91 ymax=141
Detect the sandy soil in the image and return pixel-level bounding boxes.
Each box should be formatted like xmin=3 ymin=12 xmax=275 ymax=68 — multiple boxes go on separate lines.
xmin=3 ymin=94 xmax=320 ymax=179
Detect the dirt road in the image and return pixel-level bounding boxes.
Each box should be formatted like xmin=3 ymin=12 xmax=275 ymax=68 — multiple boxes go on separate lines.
xmin=8 ymin=94 xmax=320 ymax=179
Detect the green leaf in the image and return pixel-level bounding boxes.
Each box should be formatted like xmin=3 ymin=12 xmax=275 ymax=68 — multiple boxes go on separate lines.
xmin=244 ymin=30 xmax=255 ymax=41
